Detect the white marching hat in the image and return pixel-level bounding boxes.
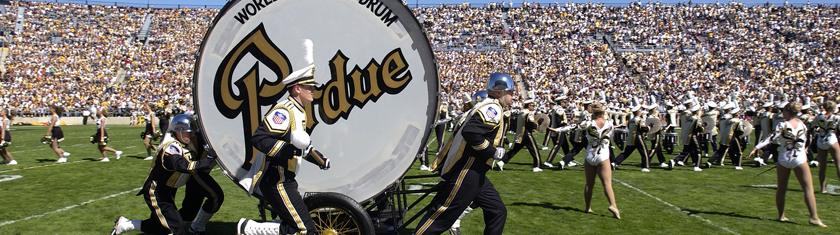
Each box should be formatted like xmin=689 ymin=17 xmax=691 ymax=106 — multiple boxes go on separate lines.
xmin=524 ymin=99 xmax=535 ymax=105
xmin=282 ymin=39 xmax=320 ymax=86
xmin=690 ymin=105 xmax=701 ymax=112
xmin=729 ymin=107 xmax=740 ymax=114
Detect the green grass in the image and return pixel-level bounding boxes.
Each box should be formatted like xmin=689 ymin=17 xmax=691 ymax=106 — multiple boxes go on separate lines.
xmin=1 ymin=126 xmax=839 ymax=234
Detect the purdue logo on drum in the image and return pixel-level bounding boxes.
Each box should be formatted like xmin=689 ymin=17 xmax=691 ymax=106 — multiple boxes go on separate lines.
xmin=194 ymin=0 xmax=438 ymax=203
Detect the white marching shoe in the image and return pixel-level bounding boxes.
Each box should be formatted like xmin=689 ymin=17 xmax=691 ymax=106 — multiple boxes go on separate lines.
xmin=237 ymin=218 xmax=280 ymax=235
xmin=567 ymin=161 xmax=579 ymax=167
xmin=100 ymin=157 xmax=110 ymax=162
xmin=541 ymin=146 xmax=549 ymax=151
xmin=116 ymin=151 xmax=123 ymax=160
xmin=57 ymin=157 xmax=67 ymax=163
xmin=63 ymin=152 xmax=70 ymax=157
xmin=558 ymin=161 xmax=566 ymax=170
xmin=543 ymin=162 xmax=554 ymax=168
xmin=755 ymin=158 xmax=766 ymax=166
xmin=694 ymin=167 xmax=703 ymax=172
xmin=810 ymin=160 xmax=819 ymax=167
xmin=111 ymin=216 xmax=134 ymax=235
xmin=144 ymin=156 xmax=154 ymax=161
xmin=496 ymin=161 xmax=505 ymax=171
xmin=533 ymin=167 xmax=543 ymax=172
xmin=676 ymin=161 xmax=685 ymax=166
xmin=7 ymin=160 xmax=16 ymax=165
xmin=660 ymin=162 xmax=669 ymax=168
xmin=735 ymin=166 xmax=743 ymax=170
xmin=641 ymin=168 xmax=650 ymax=172
xmin=419 ymin=165 xmax=430 ymax=171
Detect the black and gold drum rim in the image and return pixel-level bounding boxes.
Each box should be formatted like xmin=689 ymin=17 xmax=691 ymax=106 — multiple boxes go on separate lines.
xmin=310 ymin=207 xmax=362 ymax=235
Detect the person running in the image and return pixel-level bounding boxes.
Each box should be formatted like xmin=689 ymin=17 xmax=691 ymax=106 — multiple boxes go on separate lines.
xmin=94 ymin=107 xmax=123 ymax=162
xmin=141 ymin=102 xmax=159 ymax=160
xmin=1 ymin=108 xmax=16 ymax=165
xmin=747 ymin=101 xmax=826 ymax=227
xmin=45 ymin=104 xmax=70 ymax=163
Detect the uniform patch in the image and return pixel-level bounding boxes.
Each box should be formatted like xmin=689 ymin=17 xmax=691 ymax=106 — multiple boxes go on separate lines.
xmin=486 ymin=107 xmax=497 ymax=119
xmin=273 ymin=111 xmax=287 ymax=125
xmin=168 ymin=145 xmax=181 ymax=155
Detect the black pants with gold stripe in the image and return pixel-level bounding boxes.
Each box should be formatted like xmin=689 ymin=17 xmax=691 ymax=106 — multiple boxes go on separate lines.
xmin=502 ymin=132 xmax=541 ymax=168
xmin=261 ymin=168 xmax=316 ymax=235
xmin=545 ymin=132 xmax=570 ymax=163
xmin=673 ymin=136 xmax=702 ymax=167
xmin=648 ymin=134 xmax=667 ymax=165
xmin=414 ymin=168 xmax=506 ymax=235
xmin=562 ymin=138 xmax=588 ymax=164
xmin=179 ymin=171 xmax=225 ymax=221
xmin=141 ymin=182 xmax=184 ymax=235
xmin=615 ymin=135 xmax=650 ymax=168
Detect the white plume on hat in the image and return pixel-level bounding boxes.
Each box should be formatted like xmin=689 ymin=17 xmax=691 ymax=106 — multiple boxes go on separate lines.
xmin=281 ymin=39 xmax=318 ymax=86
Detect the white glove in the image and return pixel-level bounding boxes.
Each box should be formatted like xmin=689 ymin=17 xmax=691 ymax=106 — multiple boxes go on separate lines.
xmin=290 ymin=130 xmax=311 ymax=149
xmin=493 ymin=147 xmax=505 ymax=160
xmin=322 ymin=158 xmax=330 ymax=170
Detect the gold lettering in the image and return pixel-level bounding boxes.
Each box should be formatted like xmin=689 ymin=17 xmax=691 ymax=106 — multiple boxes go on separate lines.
xmin=381 ymin=48 xmax=411 ymax=89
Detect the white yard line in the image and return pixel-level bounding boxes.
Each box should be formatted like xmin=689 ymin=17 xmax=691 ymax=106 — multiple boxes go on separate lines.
xmin=614 ymin=178 xmax=740 ymax=235
xmin=0 ymin=187 xmax=142 ymax=227
xmin=0 ymin=151 xmax=147 ymax=174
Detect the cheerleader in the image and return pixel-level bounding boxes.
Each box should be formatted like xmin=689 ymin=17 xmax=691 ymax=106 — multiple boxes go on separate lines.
xmin=142 ymin=102 xmax=158 ymax=160
xmin=94 ymin=108 xmax=123 ymax=162
xmin=45 ymin=104 xmax=70 ymax=163
xmin=813 ymin=101 xmax=840 ymax=194
xmin=578 ymin=102 xmax=620 ymax=218
xmin=747 ymin=102 xmax=825 ymax=227
xmin=1 ymin=108 xmax=15 ymax=165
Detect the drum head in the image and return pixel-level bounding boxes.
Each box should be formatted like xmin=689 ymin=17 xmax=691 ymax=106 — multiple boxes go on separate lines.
xmin=535 ymin=113 xmax=550 ymax=132
xmin=645 ymin=118 xmax=662 ymax=134
xmin=739 ymin=120 xmax=754 ymax=138
xmin=193 ymin=0 xmax=438 ymax=202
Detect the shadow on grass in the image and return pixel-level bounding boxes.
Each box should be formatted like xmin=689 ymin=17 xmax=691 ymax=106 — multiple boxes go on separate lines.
xmin=510 ymin=202 xmax=586 ymax=213
xmin=682 ymin=207 xmax=765 ymax=221
xmin=35 ymin=158 xmax=57 ymax=163
xmin=205 ymin=221 xmax=238 ymax=234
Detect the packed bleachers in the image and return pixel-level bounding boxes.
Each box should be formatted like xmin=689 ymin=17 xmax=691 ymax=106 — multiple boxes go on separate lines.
xmin=0 ymin=1 xmax=838 ymax=118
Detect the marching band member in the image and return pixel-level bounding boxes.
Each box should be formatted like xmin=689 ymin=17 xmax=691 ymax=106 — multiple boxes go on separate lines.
xmin=45 ymin=104 xmax=70 ymax=163
xmin=142 ymin=102 xmax=160 ymax=161
xmin=669 ymin=104 xmax=704 ymax=171
xmin=756 ymin=101 xmax=786 ymax=167
xmin=705 ymin=104 xmax=742 ymax=169
xmin=1 ymin=108 xmax=15 ymax=165
xmin=614 ymin=99 xmax=651 ymax=172
xmin=499 ymin=98 xmax=544 ymax=172
xmin=111 ymin=114 xmax=218 ymax=235
xmin=646 ymin=104 xmax=670 ymax=168
xmin=699 ymin=102 xmax=719 ymax=159
xmin=545 ymin=96 xmax=570 ymax=167
xmin=237 ymin=40 xmax=330 ymax=235
xmin=747 ymin=102 xmax=826 ymax=227
xmin=414 ymin=72 xmax=513 ymax=235
xmin=93 ymin=107 xmax=122 ymax=162
xmin=814 ymin=100 xmax=840 ymax=194
xmin=557 ymin=101 xmax=592 ymax=169
xmin=579 ymin=102 xmax=620 ymax=219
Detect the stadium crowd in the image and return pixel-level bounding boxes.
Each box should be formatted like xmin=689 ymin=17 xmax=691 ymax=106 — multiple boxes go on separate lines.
xmin=0 ymin=1 xmax=837 ymax=117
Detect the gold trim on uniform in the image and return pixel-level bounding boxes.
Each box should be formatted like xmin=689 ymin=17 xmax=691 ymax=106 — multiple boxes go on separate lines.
xmin=268 ymin=141 xmax=285 ymax=157
xmin=472 ymin=140 xmax=490 ymax=150
xmin=287 ymin=158 xmax=298 ymax=173
xmin=416 ymin=157 xmax=475 ymax=234
xmin=149 ymin=182 xmax=171 ymax=231
xmin=276 ymin=170 xmax=307 ymax=234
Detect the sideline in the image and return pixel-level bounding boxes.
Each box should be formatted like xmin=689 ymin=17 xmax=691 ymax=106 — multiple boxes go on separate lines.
xmin=614 ymin=178 xmax=740 ymax=235
xmin=0 ymin=187 xmax=142 ymax=227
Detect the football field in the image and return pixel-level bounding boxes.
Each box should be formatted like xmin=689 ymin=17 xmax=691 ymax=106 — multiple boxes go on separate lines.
xmin=1 ymin=125 xmax=839 ymax=234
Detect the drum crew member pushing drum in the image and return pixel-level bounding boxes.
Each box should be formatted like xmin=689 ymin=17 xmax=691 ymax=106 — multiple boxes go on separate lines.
xmin=111 ymin=114 xmax=219 ymax=235
xmin=414 ymin=72 xmax=514 ymax=235
xmin=237 ymin=39 xmax=330 ymax=235
xmin=179 ymin=126 xmax=225 ymax=235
